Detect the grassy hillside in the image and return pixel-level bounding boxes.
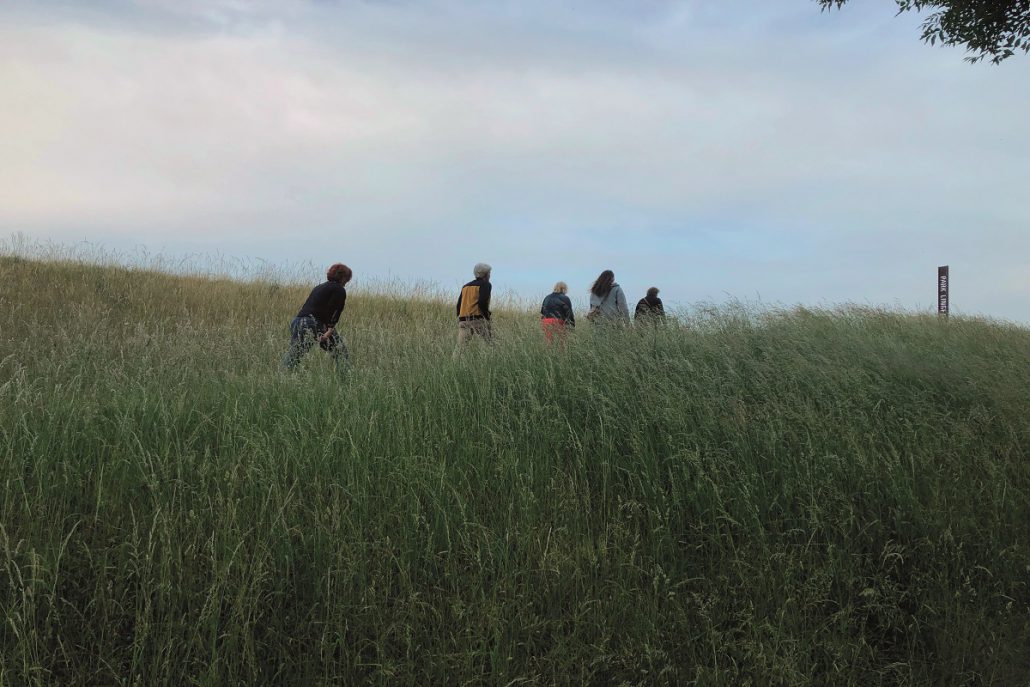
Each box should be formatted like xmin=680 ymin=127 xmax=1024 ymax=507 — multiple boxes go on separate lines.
xmin=1 ymin=254 xmax=1029 ymax=686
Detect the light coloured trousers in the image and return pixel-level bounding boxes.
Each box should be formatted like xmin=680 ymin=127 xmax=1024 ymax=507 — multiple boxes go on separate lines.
xmin=456 ymin=319 xmax=492 ymax=348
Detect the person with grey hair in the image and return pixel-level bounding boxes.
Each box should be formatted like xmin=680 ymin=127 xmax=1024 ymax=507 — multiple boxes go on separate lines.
xmin=455 ymin=262 xmax=493 ymax=349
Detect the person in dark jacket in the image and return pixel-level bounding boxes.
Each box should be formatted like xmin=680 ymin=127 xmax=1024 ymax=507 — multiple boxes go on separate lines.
xmin=634 ymin=286 xmax=666 ymax=323
xmin=282 ymin=263 xmax=351 ymax=369
xmin=540 ymin=281 xmax=574 ymax=343
xmin=455 ymin=262 xmax=492 ymax=350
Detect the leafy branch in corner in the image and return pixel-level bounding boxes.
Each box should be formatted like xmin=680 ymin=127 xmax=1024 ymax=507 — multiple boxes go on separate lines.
xmin=818 ymin=0 xmax=1030 ymax=63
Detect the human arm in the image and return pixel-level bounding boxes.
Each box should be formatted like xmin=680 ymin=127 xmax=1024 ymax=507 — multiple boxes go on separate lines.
xmin=478 ymin=281 xmax=492 ymax=320
xmin=562 ymin=294 xmax=575 ymax=326
xmin=326 ymin=287 xmax=347 ymax=328
xmin=616 ymin=287 xmax=630 ymax=319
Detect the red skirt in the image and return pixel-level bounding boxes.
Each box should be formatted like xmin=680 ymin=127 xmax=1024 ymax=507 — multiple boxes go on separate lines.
xmin=541 ymin=317 xmax=566 ymax=343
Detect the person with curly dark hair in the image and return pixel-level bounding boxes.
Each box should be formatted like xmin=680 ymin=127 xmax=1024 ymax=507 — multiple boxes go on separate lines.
xmin=634 ymin=287 xmax=666 ymax=323
xmin=282 ymin=263 xmax=352 ymax=369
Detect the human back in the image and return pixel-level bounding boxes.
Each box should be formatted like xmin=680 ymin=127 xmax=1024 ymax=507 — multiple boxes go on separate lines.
xmin=540 ymin=280 xmax=574 ymax=344
xmin=282 ymin=263 xmax=352 ymax=369
xmin=634 ymin=286 xmax=666 ymax=323
xmin=455 ymin=262 xmax=494 ymax=351
xmin=297 ymin=280 xmax=348 ymax=326
xmin=588 ymin=270 xmax=629 ymax=322
xmin=541 ymin=281 xmax=574 ymax=324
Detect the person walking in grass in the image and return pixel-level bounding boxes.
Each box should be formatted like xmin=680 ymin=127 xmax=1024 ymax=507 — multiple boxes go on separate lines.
xmin=587 ymin=269 xmax=629 ymax=325
xmin=540 ymin=280 xmax=575 ymax=344
xmin=634 ymin=286 xmax=667 ymax=323
xmin=282 ymin=263 xmax=351 ymax=369
xmin=455 ymin=262 xmax=493 ymax=350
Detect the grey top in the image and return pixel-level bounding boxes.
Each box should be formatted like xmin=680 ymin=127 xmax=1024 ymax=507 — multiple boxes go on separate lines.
xmin=589 ymin=283 xmax=630 ymax=320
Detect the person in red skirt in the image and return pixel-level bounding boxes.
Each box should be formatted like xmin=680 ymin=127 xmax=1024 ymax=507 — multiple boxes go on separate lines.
xmin=540 ymin=281 xmax=575 ymax=344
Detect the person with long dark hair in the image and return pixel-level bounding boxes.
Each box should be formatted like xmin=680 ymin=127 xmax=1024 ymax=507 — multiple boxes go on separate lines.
xmin=587 ymin=269 xmax=629 ymax=323
xmin=282 ymin=263 xmax=351 ymax=369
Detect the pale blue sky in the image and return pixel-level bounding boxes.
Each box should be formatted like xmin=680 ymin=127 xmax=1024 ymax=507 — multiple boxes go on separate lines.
xmin=1 ymin=1 xmax=1028 ymax=320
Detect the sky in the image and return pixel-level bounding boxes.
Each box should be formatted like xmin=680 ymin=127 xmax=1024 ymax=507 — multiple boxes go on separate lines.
xmin=1 ymin=0 xmax=1028 ymax=320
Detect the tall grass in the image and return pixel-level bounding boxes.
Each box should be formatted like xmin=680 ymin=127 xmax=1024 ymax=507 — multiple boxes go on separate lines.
xmin=1 ymin=253 xmax=1029 ymax=685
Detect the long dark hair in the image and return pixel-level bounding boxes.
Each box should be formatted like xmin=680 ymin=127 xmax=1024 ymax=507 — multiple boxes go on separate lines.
xmin=590 ymin=270 xmax=615 ymax=298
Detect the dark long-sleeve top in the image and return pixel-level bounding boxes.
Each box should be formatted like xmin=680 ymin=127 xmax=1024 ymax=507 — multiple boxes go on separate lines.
xmin=634 ymin=295 xmax=665 ymax=321
xmin=296 ymin=281 xmax=347 ymax=327
xmin=456 ymin=278 xmax=492 ymax=321
xmin=540 ymin=292 xmax=575 ymax=326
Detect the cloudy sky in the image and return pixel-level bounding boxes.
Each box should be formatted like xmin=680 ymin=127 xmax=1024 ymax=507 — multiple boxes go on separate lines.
xmin=1 ymin=0 xmax=1027 ymax=320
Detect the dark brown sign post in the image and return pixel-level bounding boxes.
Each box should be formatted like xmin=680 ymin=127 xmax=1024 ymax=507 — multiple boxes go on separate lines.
xmin=938 ymin=265 xmax=949 ymax=318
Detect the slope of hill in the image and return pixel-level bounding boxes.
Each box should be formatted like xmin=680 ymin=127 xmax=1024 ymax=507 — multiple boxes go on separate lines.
xmin=2 ymin=255 xmax=1029 ymax=685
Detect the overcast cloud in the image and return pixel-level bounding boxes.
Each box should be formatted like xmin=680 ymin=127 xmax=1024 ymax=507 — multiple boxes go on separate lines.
xmin=1 ymin=0 xmax=1027 ymax=320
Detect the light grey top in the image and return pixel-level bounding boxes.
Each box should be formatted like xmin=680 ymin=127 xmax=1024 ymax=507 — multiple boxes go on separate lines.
xmin=589 ymin=283 xmax=630 ymax=320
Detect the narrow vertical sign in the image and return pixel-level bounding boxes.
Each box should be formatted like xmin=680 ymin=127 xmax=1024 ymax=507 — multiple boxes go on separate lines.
xmin=938 ymin=265 xmax=949 ymax=317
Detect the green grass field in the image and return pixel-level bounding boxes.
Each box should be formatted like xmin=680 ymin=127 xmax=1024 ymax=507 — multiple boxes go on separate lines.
xmin=1 ymin=252 xmax=1029 ymax=685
